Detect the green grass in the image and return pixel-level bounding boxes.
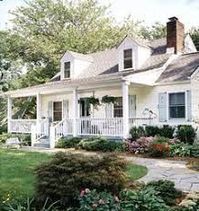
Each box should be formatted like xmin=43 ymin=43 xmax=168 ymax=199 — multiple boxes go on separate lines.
xmin=0 ymin=149 xmax=50 ymax=203
xmin=0 ymin=149 xmax=147 ymax=204
xmin=126 ymin=163 xmax=148 ymax=180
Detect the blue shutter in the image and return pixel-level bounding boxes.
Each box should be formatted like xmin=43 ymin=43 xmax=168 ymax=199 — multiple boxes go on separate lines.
xmin=186 ymin=90 xmax=192 ymax=122
xmin=48 ymin=101 xmax=53 ymax=122
xmin=158 ymin=92 xmax=167 ymax=122
xmin=63 ymin=100 xmax=69 ymax=119
xmin=129 ymin=95 xmax=136 ymax=118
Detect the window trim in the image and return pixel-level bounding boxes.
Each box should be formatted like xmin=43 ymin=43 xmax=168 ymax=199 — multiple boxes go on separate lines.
xmin=52 ymin=101 xmax=63 ymax=122
xmin=167 ymin=91 xmax=187 ymax=120
xmin=64 ymin=61 xmax=71 ymax=79
xmin=123 ymin=48 xmax=133 ymax=70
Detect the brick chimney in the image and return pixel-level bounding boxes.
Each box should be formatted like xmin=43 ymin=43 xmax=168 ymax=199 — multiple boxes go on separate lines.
xmin=167 ymin=17 xmax=185 ymax=54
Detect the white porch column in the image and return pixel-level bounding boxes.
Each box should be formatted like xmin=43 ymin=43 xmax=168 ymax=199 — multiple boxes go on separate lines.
xmin=122 ymin=81 xmax=130 ymax=139
xmin=72 ymin=88 xmax=78 ymax=137
xmin=36 ymin=93 xmax=42 ymax=134
xmin=7 ymin=96 xmax=12 ymax=133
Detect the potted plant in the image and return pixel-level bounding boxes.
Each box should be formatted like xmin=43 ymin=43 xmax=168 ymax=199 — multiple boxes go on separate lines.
xmin=101 ymin=95 xmax=117 ymax=104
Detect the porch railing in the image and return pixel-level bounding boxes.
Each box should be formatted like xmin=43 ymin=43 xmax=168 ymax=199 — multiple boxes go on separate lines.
xmin=10 ymin=119 xmax=37 ymax=133
xmin=77 ymin=118 xmax=123 ymax=137
xmin=36 ymin=118 xmax=49 ymax=140
xmin=54 ymin=118 xmax=73 ymax=141
xmin=129 ymin=117 xmax=154 ymax=128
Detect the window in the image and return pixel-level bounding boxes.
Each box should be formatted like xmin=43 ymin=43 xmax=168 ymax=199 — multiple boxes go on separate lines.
xmin=114 ymin=97 xmax=123 ymax=117
xmin=64 ymin=62 xmax=70 ymax=78
xmin=53 ymin=102 xmax=62 ymax=121
xmin=80 ymin=98 xmax=91 ymax=117
xmin=169 ymin=92 xmax=185 ymax=118
xmin=123 ymin=49 xmax=133 ymax=69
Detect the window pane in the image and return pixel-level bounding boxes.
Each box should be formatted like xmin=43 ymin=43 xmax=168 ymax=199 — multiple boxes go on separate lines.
xmin=169 ymin=93 xmax=185 ymax=105
xmin=169 ymin=93 xmax=185 ymax=118
xmin=53 ymin=102 xmax=62 ymax=121
xmin=64 ymin=62 xmax=70 ymax=78
xmin=170 ymin=106 xmax=185 ymax=118
xmin=124 ymin=49 xmax=133 ymax=69
xmin=114 ymin=97 xmax=123 ymax=117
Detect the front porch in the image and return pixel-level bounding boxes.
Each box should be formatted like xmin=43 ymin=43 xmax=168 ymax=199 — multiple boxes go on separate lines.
xmin=7 ymin=81 xmax=155 ymax=148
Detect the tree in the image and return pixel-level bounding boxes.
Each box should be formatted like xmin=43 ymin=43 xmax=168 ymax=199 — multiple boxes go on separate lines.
xmin=189 ymin=27 xmax=199 ymax=51
xmin=140 ymin=22 xmax=166 ymax=40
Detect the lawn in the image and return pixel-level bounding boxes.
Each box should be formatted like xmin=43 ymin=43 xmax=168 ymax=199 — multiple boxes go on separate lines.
xmin=0 ymin=149 xmax=50 ymax=203
xmin=126 ymin=163 xmax=148 ymax=180
xmin=0 ymin=149 xmax=147 ymax=203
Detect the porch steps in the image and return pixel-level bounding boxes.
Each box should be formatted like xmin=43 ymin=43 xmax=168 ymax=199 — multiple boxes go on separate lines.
xmin=33 ymin=138 xmax=50 ymax=148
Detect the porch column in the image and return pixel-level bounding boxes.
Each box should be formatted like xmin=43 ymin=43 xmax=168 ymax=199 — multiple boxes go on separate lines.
xmin=122 ymin=81 xmax=129 ymax=139
xmin=36 ymin=93 xmax=42 ymax=134
xmin=72 ymin=88 xmax=78 ymax=137
xmin=7 ymin=96 xmax=12 ymax=133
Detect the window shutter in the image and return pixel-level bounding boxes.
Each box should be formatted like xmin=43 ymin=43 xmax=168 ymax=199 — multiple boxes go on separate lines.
xmin=63 ymin=100 xmax=69 ymax=119
xmin=129 ymin=95 xmax=136 ymax=118
xmin=158 ymin=92 xmax=167 ymax=122
xmin=105 ymin=103 xmax=113 ymax=118
xmin=48 ymin=101 xmax=53 ymax=122
xmin=186 ymin=90 xmax=192 ymax=122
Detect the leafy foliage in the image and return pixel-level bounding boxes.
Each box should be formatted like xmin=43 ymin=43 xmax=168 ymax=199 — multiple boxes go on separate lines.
xmin=77 ymin=137 xmax=125 ymax=152
xmin=78 ymin=189 xmax=120 ymax=211
xmin=176 ymin=125 xmax=196 ymax=145
xmin=120 ymin=188 xmax=169 ymax=211
xmin=55 ymin=137 xmax=82 ymax=148
xmin=145 ymin=180 xmax=182 ymax=206
xmin=129 ymin=126 xmax=145 ymax=141
xmin=35 ymin=152 xmax=127 ymax=208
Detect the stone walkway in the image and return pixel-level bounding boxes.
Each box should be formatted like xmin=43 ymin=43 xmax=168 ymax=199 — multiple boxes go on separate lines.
xmin=126 ymin=157 xmax=199 ymax=192
xmin=21 ymin=147 xmax=199 ymax=192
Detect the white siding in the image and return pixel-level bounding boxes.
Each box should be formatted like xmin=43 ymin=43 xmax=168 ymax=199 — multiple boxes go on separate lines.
xmin=40 ymin=82 xmax=192 ymax=126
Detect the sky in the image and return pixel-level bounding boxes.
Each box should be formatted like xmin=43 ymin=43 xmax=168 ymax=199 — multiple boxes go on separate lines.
xmin=0 ymin=0 xmax=199 ymax=30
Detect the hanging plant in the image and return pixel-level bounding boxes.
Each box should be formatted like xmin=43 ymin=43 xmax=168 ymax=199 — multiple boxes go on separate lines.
xmin=88 ymin=96 xmax=100 ymax=109
xmin=101 ymin=95 xmax=117 ymax=104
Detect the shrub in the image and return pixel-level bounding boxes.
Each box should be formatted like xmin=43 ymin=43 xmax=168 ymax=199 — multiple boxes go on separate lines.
xmin=120 ymin=188 xmax=169 ymax=211
xmin=145 ymin=180 xmax=182 ymax=205
xmin=129 ymin=126 xmax=145 ymax=141
xmin=35 ymin=152 xmax=127 ymax=208
xmin=145 ymin=126 xmax=160 ymax=137
xmin=148 ymin=137 xmax=170 ymax=158
xmin=126 ymin=137 xmax=154 ymax=154
xmin=170 ymin=143 xmax=199 ymax=158
xmin=78 ymin=189 xmax=120 ymax=211
xmin=176 ymin=125 xmax=196 ymax=144
xmin=56 ymin=137 xmax=82 ymax=148
xmin=77 ymin=137 xmax=125 ymax=152
xmin=0 ymin=133 xmax=12 ymax=144
xmin=159 ymin=125 xmax=175 ymax=139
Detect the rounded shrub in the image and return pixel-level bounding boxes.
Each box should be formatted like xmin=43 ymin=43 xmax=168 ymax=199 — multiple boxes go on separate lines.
xmin=35 ymin=152 xmax=127 ymax=208
xmin=176 ymin=125 xmax=196 ymax=145
xmin=129 ymin=126 xmax=145 ymax=141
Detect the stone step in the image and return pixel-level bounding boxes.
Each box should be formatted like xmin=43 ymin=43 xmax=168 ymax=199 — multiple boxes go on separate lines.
xmin=34 ymin=143 xmax=50 ymax=148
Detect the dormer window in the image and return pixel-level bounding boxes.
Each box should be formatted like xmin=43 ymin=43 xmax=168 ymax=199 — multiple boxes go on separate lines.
xmin=123 ymin=49 xmax=133 ymax=69
xmin=64 ymin=62 xmax=71 ymax=78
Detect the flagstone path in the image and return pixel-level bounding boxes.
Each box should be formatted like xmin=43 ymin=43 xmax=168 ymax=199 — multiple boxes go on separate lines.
xmin=22 ymin=147 xmax=199 ymax=192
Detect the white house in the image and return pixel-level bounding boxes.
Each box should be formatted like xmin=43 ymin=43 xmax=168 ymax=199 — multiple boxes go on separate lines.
xmin=2 ymin=17 xmax=199 ymax=148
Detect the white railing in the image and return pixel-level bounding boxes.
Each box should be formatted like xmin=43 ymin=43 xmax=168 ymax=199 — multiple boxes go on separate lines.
xmin=54 ymin=118 xmax=73 ymax=141
xmin=77 ymin=118 xmax=123 ymax=137
xmin=10 ymin=119 xmax=36 ymax=133
xmin=36 ymin=118 xmax=49 ymax=140
xmin=129 ymin=117 xmax=153 ymax=128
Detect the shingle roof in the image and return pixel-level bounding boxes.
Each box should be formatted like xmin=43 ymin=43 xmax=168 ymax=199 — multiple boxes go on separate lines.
xmin=157 ymin=52 xmax=199 ymax=83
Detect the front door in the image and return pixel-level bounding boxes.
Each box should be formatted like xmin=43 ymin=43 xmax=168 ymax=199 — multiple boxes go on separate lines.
xmin=79 ymin=98 xmax=91 ymax=134
xmin=80 ymin=98 xmax=91 ymax=117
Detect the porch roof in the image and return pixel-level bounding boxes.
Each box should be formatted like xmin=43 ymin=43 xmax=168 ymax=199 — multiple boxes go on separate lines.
xmin=1 ymin=73 xmax=124 ymax=98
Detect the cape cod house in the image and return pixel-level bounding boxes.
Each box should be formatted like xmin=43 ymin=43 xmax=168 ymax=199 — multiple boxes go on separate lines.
xmin=2 ymin=17 xmax=199 ymax=148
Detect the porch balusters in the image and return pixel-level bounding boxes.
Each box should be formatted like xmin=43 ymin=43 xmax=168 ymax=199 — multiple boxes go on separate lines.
xmin=72 ymin=89 xmax=78 ymax=137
